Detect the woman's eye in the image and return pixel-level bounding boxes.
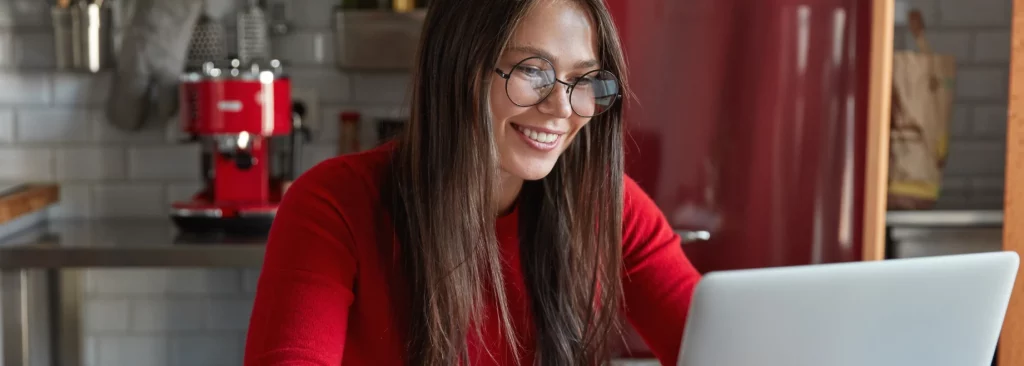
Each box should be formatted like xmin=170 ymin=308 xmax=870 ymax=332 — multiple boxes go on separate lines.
xmin=516 ymin=66 xmax=544 ymax=77
xmin=574 ymin=77 xmax=593 ymax=87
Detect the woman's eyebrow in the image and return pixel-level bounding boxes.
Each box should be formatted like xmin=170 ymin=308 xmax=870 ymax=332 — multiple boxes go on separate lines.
xmin=506 ymin=45 xmax=600 ymax=70
xmin=573 ymin=58 xmax=599 ymax=70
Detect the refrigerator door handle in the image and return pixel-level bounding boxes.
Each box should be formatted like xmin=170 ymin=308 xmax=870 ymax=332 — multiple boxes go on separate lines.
xmin=676 ymin=230 xmax=711 ymax=243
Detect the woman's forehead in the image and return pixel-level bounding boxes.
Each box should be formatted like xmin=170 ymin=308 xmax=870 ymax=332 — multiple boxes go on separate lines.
xmin=506 ymin=0 xmax=598 ymax=69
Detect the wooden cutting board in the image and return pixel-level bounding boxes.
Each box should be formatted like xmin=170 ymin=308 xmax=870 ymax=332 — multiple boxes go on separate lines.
xmin=0 ymin=184 xmax=59 ymax=225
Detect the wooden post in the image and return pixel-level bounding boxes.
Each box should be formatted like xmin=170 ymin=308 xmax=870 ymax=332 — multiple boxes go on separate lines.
xmin=999 ymin=1 xmax=1024 ymax=364
xmin=863 ymin=0 xmax=894 ymax=262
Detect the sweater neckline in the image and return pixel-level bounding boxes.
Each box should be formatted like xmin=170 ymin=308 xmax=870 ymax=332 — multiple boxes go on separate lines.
xmin=496 ymin=202 xmax=519 ymax=238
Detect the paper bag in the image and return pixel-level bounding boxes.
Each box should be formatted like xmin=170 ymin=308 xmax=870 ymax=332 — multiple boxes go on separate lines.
xmin=887 ymin=10 xmax=956 ymax=210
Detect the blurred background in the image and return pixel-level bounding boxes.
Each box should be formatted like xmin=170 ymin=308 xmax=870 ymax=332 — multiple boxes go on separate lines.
xmin=0 ymin=0 xmax=1014 ymax=365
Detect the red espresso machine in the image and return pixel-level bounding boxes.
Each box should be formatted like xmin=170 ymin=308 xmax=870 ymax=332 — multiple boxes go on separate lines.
xmin=172 ymin=60 xmax=305 ymax=234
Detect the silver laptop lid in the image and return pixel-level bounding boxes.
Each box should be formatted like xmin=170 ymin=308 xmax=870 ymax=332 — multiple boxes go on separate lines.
xmin=678 ymin=251 xmax=1019 ymax=366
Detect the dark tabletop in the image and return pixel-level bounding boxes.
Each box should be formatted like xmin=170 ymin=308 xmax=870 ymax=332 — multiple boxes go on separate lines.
xmin=0 ymin=219 xmax=266 ymax=269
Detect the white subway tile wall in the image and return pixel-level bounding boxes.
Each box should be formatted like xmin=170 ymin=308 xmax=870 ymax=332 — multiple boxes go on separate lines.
xmin=0 ymin=72 xmax=51 ymax=104
xmin=0 ymin=31 xmax=11 ymax=66
xmin=16 ymin=109 xmax=93 ymax=143
xmin=0 ymin=0 xmax=50 ymax=27
xmin=895 ymin=0 xmax=1013 ymax=209
xmin=937 ymin=0 xmax=1012 ymax=26
xmin=91 ymin=183 xmax=166 ymax=218
xmin=94 ymin=336 xmax=171 ymax=366
xmin=52 ymin=73 xmax=113 ymax=106
xmin=83 ymin=298 xmax=131 ymax=333
xmin=55 ymin=146 xmax=126 ymax=181
xmin=169 ymin=334 xmax=245 ymax=366
xmin=242 ymin=269 xmax=261 ymax=293
xmin=12 ymin=32 xmax=56 ymax=68
xmin=0 ymin=0 xmax=407 ymax=363
xmin=972 ymin=104 xmax=1010 ymax=137
xmin=126 ymin=145 xmax=202 ymax=181
xmin=0 ymin=108 xmax=15 ymax=143
xmin=955 ymin=67 xmax=1009 ymax=99
xmin=948 ymin=103 xmax=972 ymax=136
xmin=49 ymin=183 xmax=92 ymax=219
xmin=91 ymin=111 xmax=168 ymax=143
xmin=206 ymin=298 xmax=256 ymax=331
xmin=79 ymin=268 xmax=257 ymax=366
xmin=131 ymin=299 xmax=209 ymax=332
xmin=0 ymin=146 xmax=54 ymax=180
xmin=350 ymin=73 xmax=413 ymax=104
xmin=973 ymin=31 xmax=1013 ymax=62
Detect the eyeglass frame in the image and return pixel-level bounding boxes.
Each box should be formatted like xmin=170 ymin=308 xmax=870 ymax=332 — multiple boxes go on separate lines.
xmin=493 ymin=56 xmax=623 ymax=118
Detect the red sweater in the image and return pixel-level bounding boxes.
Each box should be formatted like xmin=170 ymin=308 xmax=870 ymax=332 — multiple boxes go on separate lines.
xmin=244 ymin=143 xmax=701 ymax=365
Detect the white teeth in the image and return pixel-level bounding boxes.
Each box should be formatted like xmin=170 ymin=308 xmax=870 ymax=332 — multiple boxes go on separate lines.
xmin=517 ymin=125 xmax=560 ymax=144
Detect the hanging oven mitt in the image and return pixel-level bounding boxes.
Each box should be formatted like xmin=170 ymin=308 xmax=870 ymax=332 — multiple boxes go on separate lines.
xmin=105 ymin=0 xmax=203 ymax=132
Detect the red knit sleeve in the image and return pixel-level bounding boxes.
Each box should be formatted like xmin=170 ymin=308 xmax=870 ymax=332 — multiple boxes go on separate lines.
xmin=244 ymin=160 xmax=359 ymax=365
xmin=621 ymin=175 xmax=702 ymax=365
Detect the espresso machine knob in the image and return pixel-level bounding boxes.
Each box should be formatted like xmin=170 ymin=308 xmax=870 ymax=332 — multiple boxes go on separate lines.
xmin=234 ymin=151 xmax=255 ymax=170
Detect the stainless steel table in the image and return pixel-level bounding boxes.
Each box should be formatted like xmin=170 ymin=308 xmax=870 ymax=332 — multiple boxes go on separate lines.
xmin=0 ymin=219 xmax=266 ymax=366
xmin=885 ymin=210 xmax=1004 ymax=260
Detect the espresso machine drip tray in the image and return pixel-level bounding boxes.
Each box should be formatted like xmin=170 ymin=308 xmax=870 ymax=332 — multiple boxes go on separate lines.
xmin=171 ymin=204 xmax=277 ymax=236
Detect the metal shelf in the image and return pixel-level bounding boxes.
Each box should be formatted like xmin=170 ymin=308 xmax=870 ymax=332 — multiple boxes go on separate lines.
xmin=886 ymin=210 xmax=1003 ymax=228
xmin=332 ymin=8 xmax=426 ymax=71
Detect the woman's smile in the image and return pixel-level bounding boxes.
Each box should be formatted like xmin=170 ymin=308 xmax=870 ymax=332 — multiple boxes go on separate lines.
xmin=511 ymin=122 xmax=566 ymax=151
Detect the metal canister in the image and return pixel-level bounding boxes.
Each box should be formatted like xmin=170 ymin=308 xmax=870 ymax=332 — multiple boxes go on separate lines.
xmin=51 ymin=5 xmax=75 ymax=69
xmin=339 ymin=111 xmax=362 ymax=155
xmin=392 ymin=0 xmax=415 ymax=12
xmin=71 ymin=2 xmax=115 ymax=72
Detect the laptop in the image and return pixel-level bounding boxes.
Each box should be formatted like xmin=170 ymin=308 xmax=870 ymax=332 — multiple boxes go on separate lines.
xmin=677 ymin=251 xmax=1019 ymax=366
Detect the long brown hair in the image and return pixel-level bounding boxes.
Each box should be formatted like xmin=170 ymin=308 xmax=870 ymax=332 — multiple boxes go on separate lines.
xmin=388 ymin=0 xmax=628 ymax=364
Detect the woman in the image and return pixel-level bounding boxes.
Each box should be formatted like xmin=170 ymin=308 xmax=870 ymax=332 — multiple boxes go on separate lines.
xmin=244 ymin=0 xmax=701 ymax=364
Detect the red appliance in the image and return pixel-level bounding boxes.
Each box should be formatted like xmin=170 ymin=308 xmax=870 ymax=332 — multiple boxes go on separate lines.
xmin=172 ymin=60 xmax=303 ymax=234
xmin=606 ymin=0 xmax=874 ymax=357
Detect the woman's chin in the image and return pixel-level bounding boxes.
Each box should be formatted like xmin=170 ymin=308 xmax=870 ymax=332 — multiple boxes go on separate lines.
xmin=504 ymin=161 xmax=558 ymax=182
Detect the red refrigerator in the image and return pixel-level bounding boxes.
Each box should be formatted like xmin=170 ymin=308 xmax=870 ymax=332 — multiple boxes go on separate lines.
xmin=606 ymin=0 xmax=876 ymax=357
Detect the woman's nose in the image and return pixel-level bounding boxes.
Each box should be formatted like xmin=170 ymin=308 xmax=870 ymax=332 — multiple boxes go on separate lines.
xmin=537 ymin=83 xmax=574 ymax=119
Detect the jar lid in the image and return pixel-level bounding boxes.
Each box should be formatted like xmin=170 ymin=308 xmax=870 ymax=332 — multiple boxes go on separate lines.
xmin=340 ymin=111 xmax=361 ymax=121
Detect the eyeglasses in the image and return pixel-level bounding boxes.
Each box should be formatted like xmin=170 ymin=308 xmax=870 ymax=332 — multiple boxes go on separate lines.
xmin=494 ymin=56 xmax=621 ymax=118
